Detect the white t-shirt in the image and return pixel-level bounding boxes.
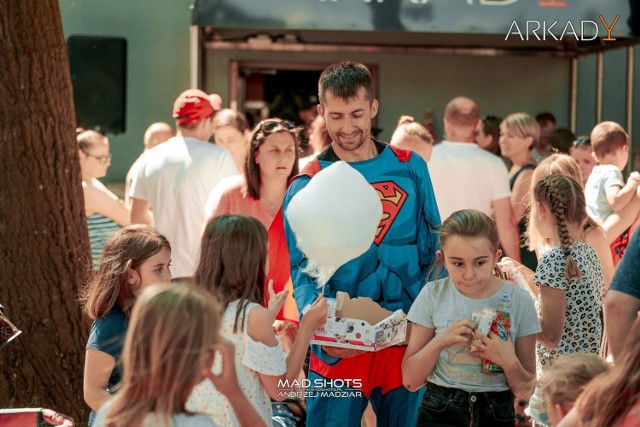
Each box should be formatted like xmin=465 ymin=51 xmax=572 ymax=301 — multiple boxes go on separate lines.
xmin=584 ymin=164 xmax=625 ymax=220
xmin=428 ymin=141 xmax=511 ymax=220
xmin=129 ymin=137 xmax=238 ymax=278
xmin=187 ymin=300 xmax=286 ymax=426
xmin=533 ymin=242 xmax=604 ymax=374
xmin=407 ymin=278 xmax=540 ymax=392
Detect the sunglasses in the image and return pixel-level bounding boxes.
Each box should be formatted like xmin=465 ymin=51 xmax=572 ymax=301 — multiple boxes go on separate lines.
xmin=258 ymin=119 xmax=296 ymax=133
xmin=573 ymin=137 xmax=591 ymax=147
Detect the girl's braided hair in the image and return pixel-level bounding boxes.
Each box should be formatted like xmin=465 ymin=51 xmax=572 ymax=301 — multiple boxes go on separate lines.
xmin=532 ymin=174 xmax=586 ymax=280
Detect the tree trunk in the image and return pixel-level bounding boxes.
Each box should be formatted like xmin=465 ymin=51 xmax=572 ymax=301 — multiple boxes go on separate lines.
xmin=0 ymin=0 xmax=91 ymax=422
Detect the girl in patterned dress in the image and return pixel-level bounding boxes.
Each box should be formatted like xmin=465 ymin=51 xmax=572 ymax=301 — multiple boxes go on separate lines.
xmin=187 ymin=215 xmax=327 ymax=426
xmin=527 ymin=174 xmax=605 ymax=426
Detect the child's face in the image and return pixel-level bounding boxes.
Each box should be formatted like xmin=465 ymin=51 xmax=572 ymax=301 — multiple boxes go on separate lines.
xmin=570 ymin=145 xmax=596 ymax=184
xmin=129 ymin=247 xmax=172 ymax=289
xmin=438 ymin=235 xmax=501 ymax=293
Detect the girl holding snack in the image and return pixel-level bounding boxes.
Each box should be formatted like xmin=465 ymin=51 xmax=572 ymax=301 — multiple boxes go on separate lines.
xmin=402 ymin=209 xmax=540 ymax=426
xmin=527 ymin=174 xmax=604 ymax=425
xmin=94 ymin=284 xmax=266 ymax=427
xmin=81 ymin=225 xmax=172 ymax=426
xmin=188 ymin=214 xmax=327 ymax=426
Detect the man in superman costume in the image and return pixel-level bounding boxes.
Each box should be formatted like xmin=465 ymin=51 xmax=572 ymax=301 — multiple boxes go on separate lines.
xmin=281 ymin=61 xmax=441 ymax=426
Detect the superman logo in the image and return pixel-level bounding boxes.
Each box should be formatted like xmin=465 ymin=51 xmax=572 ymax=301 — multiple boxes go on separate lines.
xmin=371 ymin=181 xmax=407 ymax=245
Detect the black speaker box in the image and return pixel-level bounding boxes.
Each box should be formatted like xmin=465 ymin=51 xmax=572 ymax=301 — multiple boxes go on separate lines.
xmin=67 ymin=35 xmax=127 ymax=134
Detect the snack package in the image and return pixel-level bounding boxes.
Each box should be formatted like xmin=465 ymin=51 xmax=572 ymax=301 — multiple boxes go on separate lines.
xmin=482 ymin=294 xmax=512 ymax=373
xmin=470 ymin=307 xmax=497 ymax=352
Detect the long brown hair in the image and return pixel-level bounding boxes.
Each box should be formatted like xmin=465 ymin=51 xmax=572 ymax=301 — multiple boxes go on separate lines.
xmin=103 ymin=284 xmax=221 ymax=427
xmin=193 ymin=215 xmax=267 ymax=332
xmin=80 ymin=225 xmax=171 ymax=319
xmin=532 ymin=174 xmax=586 ymax=280
xmin=576 ymin=317 xmax=640 ymax=426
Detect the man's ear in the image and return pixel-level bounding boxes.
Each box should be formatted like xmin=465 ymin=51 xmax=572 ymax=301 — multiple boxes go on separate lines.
xmin=370 ymin=99 xmax=379 ymax=119
xmin=317 ymin=104 xmax=324 ymax=117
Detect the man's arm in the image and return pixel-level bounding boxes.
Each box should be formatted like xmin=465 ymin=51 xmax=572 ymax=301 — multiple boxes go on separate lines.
xmin=493 ymin=197 xmax=521 ymax=262
xmin=413 ymin=157 xmax=441 ymax=282
xmin=605 ymin=290 xmax=640 ymax=359
xmin=130 ymin=198 xmax=153 ymax=225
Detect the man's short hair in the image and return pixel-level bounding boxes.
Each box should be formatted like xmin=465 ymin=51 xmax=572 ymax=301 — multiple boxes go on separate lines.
xmin=444 ymin=97 xmax=481 ymax=128
xmin=591 ymin=121 xmax=628 ymax=158
xmin=318 ymin=61 xmax=374 ymax=105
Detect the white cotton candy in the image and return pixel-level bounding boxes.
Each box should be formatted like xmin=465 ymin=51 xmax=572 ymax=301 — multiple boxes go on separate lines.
xmin=285 ymin=161 xmax=382 ymax=288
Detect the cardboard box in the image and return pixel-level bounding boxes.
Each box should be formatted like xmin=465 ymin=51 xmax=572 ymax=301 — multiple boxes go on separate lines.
xmin=310 ymin=292 xmax=408 ymax=352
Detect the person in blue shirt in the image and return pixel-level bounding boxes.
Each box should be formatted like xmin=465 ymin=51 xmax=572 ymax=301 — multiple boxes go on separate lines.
xmin=282 ymin=61 xmax=441 ymax=427
xmin=81 ymin=225 xmax=172 ymax=426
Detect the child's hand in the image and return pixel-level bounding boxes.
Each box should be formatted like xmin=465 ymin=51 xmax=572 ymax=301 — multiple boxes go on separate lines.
xmin=204 ymin=338 xmax=242 ymax=397
xmin=266 ymin=279 xmax=289 ymax=321
xmin=301 ymin=294 xmax=328 ymax=331
xmin=435 ymin=319 xmax=476 ymax=349
xmin=470 ymin=330 xmax=516 ymax=368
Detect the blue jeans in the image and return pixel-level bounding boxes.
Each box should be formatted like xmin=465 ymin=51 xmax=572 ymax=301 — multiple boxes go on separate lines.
xmin=416 ymin=382 xmax=515 ymax=427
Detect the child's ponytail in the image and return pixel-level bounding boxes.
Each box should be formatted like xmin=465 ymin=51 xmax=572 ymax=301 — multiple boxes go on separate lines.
xmin=533 ymin=175 xmax=587 ymax=280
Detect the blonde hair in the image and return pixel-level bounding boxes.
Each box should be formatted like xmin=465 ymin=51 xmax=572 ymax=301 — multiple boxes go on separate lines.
xmin=532 ymin=175 xmax=586 ymax=280
xmin=576 ymin=317 xmax=640 ymax=426
xmin=538 ymin=353 xmax=608 ymax=413
xmin=194 ymin=215 xmax=267 ymax=333
xmin=103 ymin=284 xmax=221 ymax=427
xmin=590 ymin=121 xmax=628 ymax=159
xmin=527 ymin=154 xmax=600 ymax=250
xmin=80 ymin=225 xmax=171 ymax=319
xmin=501 ymin=112 xmax=540 ymax=147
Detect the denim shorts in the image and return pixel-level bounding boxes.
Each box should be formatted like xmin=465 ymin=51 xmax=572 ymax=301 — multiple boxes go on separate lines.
xmin=416 ymin=382 xmax=515 ymax=427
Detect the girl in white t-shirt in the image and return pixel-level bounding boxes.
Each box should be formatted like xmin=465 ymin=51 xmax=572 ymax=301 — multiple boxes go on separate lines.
xmin=188 ymin=214 xmax=327 ymax=426
xmin=94 ymin=284 xmax=264 ymax=427
xmin=402 ymin=209 xmax=540 ymax=427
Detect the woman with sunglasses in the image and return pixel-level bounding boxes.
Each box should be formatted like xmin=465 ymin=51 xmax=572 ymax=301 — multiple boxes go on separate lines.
xmin=206 ymin=118 xmax=300 ymax=230
xmin=78 ymin=130 xmax=130 ymax=270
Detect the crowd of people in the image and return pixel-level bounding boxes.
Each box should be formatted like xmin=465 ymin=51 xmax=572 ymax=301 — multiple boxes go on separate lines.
xmin=77 ymin=60 xmax=640 ymax=427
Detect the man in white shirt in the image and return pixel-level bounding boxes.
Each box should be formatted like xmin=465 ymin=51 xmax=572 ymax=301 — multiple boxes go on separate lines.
xmin=129 ymin=89 xmax=238 ymax=279
xmin=124 ymin=122 xmax=174 ymax=209
xmin=429 ymin=97 xmax=521 ymax=261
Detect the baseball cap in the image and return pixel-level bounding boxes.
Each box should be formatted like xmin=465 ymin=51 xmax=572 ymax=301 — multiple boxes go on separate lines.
xmin=173 ymin=89 xmax=214 ymax=125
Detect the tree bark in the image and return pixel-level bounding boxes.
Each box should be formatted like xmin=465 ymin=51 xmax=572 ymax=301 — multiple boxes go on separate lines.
xmin=0 ymin=0 xmax=90 ymax=422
